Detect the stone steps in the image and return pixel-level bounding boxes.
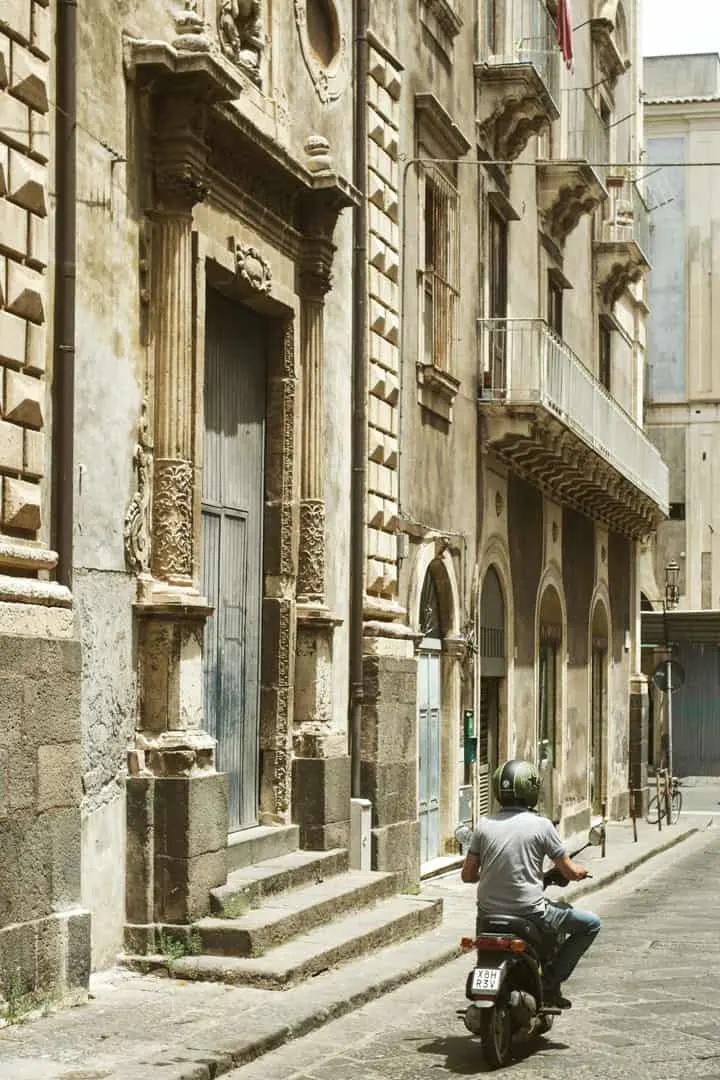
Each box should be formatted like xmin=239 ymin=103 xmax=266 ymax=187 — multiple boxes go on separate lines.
xmin=210 ymin=848 xmax=349 ymax=915
xmin=197 ymin=868 xmax=398 ymax=957
xmin=153 ymin=893 xmax=444 ymax=989
xmin=226 ymin=824 xmax=300 ymax=874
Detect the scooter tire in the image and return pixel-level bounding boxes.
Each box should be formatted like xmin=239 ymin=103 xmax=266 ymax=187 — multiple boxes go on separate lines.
xmin=479 ymin=1002 xmax=513 ymax=1069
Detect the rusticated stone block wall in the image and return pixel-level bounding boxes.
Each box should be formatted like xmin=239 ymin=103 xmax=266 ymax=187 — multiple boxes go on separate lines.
xmin=0 ymin=3 xmax=50 ymax=538
xmin=0 ymin=634 xmax=90 ymax=1000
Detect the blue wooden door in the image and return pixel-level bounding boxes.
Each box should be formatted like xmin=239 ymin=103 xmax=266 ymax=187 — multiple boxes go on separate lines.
xmin=418 ymin=646 xmax=441 ymax=864
xmin=202 ymin=291 xmax=266 ymax=831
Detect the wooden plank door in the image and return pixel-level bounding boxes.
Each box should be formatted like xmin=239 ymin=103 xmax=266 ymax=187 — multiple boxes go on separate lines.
xmin=202 ymin=291 xmax=266 ymax=831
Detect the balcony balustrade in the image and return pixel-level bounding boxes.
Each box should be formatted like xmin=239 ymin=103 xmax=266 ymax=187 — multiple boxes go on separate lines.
xmin=478 ymin=317 xmax=669 ymax=535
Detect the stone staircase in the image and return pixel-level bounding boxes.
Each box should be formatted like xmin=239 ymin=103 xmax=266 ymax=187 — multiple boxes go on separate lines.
xmin=123 ymin=825 xmax=443 ymax=989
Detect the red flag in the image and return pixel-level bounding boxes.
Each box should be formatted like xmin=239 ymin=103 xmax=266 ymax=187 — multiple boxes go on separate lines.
xmin=556 ymin=0 xmax=573 ymax=69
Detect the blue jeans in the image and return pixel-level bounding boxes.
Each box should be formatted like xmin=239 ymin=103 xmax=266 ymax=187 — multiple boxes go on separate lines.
xmin=528 ymin=900 xmax=601 ymax=987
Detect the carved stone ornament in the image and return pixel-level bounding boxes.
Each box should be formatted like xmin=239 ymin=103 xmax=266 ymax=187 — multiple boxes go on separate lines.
xmin=218 ymin=0 xmax=264 ymax=82
xmin=235 ymin=242 xmax=273 ymax=293
xmin=124 ymin=400 xmax=153 ymax=575
xmin=152 ymin=458 xmax=194 ymax=580
xmin=297 ymin=499 xmax=326 ymax=601
xmin=294 ymin=0 xmax=349 ymax=104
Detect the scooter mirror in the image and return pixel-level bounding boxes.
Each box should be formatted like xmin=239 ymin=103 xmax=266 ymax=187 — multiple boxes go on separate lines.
xmin=588 ymin=824 xmax=605 ymax=846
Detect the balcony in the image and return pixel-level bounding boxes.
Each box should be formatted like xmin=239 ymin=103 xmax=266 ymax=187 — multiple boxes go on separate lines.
xmin=475 ymin=0 xmax=560 ymax=161
xmin=478 ymin=318 xmax=669 ymax=536
xmin=537 ymin=89 xmax=608 ymax=245
xmin=594 ymin=177 xmax=651 ymax=307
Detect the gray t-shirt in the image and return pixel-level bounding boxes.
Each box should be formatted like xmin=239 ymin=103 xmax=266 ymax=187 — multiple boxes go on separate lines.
xmin=469 ymin=808 xmax=565 ymax=915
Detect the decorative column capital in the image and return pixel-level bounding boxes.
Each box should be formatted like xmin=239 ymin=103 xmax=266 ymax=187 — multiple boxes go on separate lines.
xmin=124 ymin=34 xmax=246 ymax=213
xmin=298 ymin=237 xmax=335 ymax=299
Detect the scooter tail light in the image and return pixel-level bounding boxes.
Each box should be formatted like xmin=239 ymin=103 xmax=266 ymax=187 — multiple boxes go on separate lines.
xmin=460 ymin=937 xmax=475 ymax=949
xmin=472 ymin=934 xmax=528 ymax=952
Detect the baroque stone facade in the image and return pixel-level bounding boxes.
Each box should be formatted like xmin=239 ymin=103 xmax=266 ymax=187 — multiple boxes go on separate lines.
xmin=0 ymin=0 xmax=666 ymax=1000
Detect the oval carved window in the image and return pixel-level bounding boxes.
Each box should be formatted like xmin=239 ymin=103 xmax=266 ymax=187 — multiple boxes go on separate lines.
xmin=295 ymin=0 xmax=349 ymax=103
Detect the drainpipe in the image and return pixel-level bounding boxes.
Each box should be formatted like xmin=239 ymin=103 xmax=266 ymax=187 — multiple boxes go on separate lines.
xmin=350 ymin=0 xmax=369 ymax=799
xmin=52 ymin=0 xmax=77 ymax=588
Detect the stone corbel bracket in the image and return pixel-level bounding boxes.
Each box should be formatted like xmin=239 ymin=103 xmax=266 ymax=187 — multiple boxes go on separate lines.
xmin=475 ymin=64 xmax=559 ymax=162
xmin=594 ymin=240 xmax=649 ymax=307
xmin=537 ymin=161 xmax=608 ymax=245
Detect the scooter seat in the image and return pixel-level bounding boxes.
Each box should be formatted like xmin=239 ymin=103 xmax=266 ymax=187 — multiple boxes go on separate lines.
xmin=476 ymin=913 xmax=549 ymax=955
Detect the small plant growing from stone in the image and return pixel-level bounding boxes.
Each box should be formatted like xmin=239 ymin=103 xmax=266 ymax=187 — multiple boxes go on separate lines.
xmin=0 ymin=966 xmax=55 ymax=1026
xmin=158 ymin=931 xmax=190 ymax=963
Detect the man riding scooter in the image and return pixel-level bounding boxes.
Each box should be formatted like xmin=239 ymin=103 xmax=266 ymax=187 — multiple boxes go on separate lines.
xmin=461 ymin=759 xmax=601 ymax=1009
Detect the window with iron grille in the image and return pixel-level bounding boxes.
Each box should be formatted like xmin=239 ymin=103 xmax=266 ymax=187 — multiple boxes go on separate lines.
xmin=421 ymin=164 xmax=460 ymax=374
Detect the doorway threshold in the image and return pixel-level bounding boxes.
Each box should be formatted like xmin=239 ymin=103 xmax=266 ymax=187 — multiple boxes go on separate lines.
xmin=420 ymin=854 xmax=464 ymax=881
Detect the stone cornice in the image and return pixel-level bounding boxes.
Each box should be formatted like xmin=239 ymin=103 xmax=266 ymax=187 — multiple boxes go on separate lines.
xmin=415 ymin=92 xmax=471 ymax=159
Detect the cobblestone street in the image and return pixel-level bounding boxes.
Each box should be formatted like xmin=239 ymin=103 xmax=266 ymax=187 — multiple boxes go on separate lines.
xmin=227 ymin=827 xmax=720 ymax=1080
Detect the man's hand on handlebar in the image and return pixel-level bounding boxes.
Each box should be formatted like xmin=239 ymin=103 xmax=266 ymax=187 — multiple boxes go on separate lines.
xmin=554 ymin=853 xmax=591 ymax=882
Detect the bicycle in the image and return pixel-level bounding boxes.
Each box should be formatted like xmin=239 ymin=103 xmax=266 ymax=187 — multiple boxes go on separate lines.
xmin=646 ymin=769 xmax=682 ymax=825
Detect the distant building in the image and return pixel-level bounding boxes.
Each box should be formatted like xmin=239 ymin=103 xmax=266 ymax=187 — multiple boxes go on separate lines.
xmin=642 ymin=53 xmax=720 ymax=776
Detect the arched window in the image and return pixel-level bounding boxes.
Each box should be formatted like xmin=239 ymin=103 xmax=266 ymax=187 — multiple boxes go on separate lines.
xmin=419 ymin=570 xmax=443 ymax=641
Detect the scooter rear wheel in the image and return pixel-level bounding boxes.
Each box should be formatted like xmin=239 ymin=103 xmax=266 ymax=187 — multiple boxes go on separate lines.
xmin=479 ymin=1002 xmax=513 ymax=1069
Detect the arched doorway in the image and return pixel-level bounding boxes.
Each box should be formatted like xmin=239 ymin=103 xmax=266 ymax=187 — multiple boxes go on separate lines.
xmin=478 ymin=567 xmax=506 ymax=815
xmin=537 ymin=585 xmax=563 ymax=817
xmin=418 ymin=570 xmax=443 ymax=864
xmin=590 ymin=602 xmax=609 ymax=814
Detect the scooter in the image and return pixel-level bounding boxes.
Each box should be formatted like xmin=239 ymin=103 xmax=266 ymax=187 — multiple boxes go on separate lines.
xmin=455 ymin=823 xmax=604 ymax=1069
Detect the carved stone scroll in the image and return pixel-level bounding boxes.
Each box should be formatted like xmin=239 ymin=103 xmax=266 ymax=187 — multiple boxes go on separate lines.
xmin=124 ymin=400 xmax=153 ymax=575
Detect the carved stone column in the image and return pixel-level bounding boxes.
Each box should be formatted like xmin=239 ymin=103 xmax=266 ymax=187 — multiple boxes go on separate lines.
xmin=297 ymin=243 xmax=332 ymax=605
xmin=292 ymin=201 xmax=349 ymax=850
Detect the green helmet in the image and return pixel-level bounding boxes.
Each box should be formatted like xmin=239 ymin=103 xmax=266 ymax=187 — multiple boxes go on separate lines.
xmin=493 ymin=759 xmax=541 ymax=808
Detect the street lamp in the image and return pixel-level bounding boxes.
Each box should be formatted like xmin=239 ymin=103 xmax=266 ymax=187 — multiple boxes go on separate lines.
xmin=665 ymin=559 xmax=680 ymax=611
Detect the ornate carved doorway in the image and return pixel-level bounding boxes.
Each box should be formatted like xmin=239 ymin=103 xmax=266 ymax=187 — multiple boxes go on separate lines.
xmin=202 ymin=290 xmax=267 ymax=830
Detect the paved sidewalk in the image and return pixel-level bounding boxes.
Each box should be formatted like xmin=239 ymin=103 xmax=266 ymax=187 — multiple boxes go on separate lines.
xmin=0 ymin=815 xmax=707 ymax=1080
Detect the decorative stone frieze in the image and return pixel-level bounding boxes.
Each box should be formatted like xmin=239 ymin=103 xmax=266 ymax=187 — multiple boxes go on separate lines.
xmin=297 ymin=499 xmax=325 ymax=601
xmin=218 ymin=0 xmax=264 ymax=82
xmin=152 ymin=459 xmax=194 ymax=582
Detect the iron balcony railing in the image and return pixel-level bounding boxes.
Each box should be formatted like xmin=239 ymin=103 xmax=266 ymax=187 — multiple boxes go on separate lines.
xmin=601 ymin=176 xmax=651 ymax=259
xmin=566 ymin=89 xmax=610 ymax=187
xmin=478 ymin=318 xmax=669 ymax=512
xmin=485 ymin=0 xmax=561 ymax=109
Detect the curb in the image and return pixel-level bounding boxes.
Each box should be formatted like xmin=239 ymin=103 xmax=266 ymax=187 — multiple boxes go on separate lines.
xmin=144 ymin=941 xmax=465 ymax=1080
xmin=553 ymin=825 xmax=700 ymax=904
xmin=123 ymin=825 xmax=703 ymax=1080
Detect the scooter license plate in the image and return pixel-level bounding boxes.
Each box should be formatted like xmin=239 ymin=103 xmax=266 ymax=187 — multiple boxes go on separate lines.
xmin=471 ymin=968 xmax=501 ymax=993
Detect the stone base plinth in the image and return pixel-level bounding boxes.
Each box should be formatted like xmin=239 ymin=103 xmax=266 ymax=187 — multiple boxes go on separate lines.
xmin=292 ymin=755 xmax=351 ymax=850
xmin=126 ymin=772 xmax=228 ymax=938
